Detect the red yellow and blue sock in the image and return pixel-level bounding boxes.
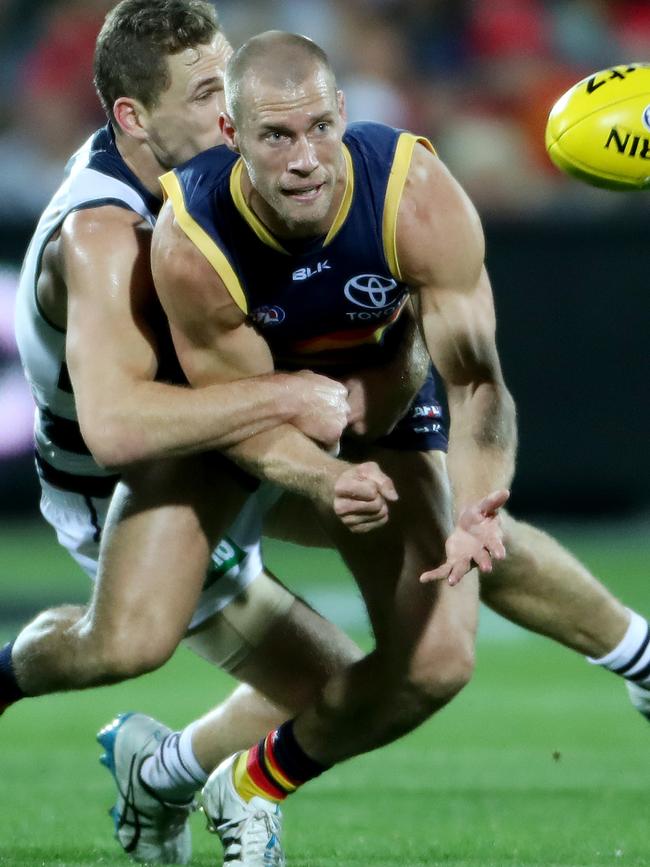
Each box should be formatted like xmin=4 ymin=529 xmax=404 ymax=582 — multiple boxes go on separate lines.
xmin=233 ymin=720 xmax=328 ymax=803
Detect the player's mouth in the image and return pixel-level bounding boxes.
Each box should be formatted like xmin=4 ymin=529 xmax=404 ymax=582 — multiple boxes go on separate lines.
xmin=282 ymin=182 xmax=324 ymax=202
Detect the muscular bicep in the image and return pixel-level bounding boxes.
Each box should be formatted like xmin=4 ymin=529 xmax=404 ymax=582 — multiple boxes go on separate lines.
xmin=396 ymin=144 xmax=503 ymax=389
xmin=151 ymin=200 xmax=274 ymax=386
xmin=419 ymin=267 xmax=502 ymax=390
xmin=61 ymin=208 xmax=162 ymax=417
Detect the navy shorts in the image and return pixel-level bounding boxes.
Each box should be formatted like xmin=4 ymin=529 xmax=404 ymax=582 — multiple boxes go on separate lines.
xmin=377 ymin=366 xmax=448 ymax=452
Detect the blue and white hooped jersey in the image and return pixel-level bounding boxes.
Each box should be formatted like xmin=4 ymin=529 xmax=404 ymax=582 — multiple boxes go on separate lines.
xmin=14 ymin=124 xmax=161 ymax=495
xmin=162 ymin=121 xmax=449 ymax=451
xmin=161 ymin=121 xmax=436 ymax=372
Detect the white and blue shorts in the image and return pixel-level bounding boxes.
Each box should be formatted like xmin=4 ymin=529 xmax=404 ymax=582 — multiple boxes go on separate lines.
xmin=38 ymin=477 xmax=281 ymax=631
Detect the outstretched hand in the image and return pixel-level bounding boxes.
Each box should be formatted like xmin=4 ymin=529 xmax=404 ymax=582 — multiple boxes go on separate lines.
xmin=420 ymin=489 xmax=510 ymax=586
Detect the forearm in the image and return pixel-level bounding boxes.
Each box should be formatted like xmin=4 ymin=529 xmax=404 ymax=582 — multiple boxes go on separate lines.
xmin=224 ymin=424 xmax=345 ymax=504
xmin=445 ymin=381 xmax=517 ymax=513
xmin=84 ymin=373 xmax=303 ymax=470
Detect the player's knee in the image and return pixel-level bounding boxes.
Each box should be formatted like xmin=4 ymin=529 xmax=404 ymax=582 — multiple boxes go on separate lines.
xmin=406 ymin=641 xmax=475 ymax=708
xmin=91 ymin=626 xmax=176 ymax=681
xmin=25 ymin=604 xmax=87 ymax=638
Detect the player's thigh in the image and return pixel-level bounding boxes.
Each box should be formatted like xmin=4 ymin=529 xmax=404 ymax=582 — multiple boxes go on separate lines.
xmin=323 ymin=447 xmax=478 ymax=665
xmin=185 ymin=569 xmax=362 ymax=712
xmin=87 ymin=453 xmax=253 ymax=645
xmin=264 ymin=491 xmax=330 ymax=547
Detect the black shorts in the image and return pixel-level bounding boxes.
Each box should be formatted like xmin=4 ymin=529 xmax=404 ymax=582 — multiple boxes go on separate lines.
xmin=377 ymin=366 xmax=448 ymax=452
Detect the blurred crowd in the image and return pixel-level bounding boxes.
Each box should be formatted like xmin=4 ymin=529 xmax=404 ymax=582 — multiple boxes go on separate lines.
xmin=1 ymin=0 xmax=650 ymax=222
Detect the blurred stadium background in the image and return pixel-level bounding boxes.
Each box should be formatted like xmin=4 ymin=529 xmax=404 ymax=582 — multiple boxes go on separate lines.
xmin=1 ymin=3 xmax=649 ymax=864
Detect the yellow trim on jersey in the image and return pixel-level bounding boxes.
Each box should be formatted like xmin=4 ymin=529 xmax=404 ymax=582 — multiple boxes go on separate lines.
xmin=230 ymin=160 xmax=288 ymax=254
xmin=228 ymin=145 xmax=354 ymax=251
xmin=382 ymin=134 xmax=436 ymax=281
xmin=324 ymin=145 xmax=354 ymax=246
xmin=159 ymin=169 xmax=249 ymax=313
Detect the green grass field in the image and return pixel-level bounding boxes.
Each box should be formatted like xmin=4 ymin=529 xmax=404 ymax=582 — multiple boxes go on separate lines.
xmin=1 ymin=519 xmax=649 ymax=867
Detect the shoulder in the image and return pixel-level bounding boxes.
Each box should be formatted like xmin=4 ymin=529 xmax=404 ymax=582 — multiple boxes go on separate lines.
xmin=165 ymin=145 xmax=237 ymax=208
xmin=344 ymin=121 xmax=402 ymax=162
xmin=397 ymin=144 xmax=484 ymax=290
xmin=61 ymin=204 xmax=146 ymax=246
xmin=59 ymin=205 xmax=151 ymax=283
xmin=152 ymin=198 xmax=233 ymax=321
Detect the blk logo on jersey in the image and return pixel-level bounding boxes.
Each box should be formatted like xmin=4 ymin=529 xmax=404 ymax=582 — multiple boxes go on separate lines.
xmin=250 ymin=305 xmax=286 ymax=327
xmin=293 ymin=261 xmax=332 ymax=281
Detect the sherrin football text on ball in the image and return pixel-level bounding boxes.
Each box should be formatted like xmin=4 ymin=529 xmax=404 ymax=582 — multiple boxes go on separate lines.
xmin=545 ymin=63 xmax=650 ymax=190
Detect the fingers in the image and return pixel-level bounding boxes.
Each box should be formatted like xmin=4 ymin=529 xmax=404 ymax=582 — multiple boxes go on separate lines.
xmin=420 ymin=563 xmax=451 ymax=583
xmin=378 ymin=476 xmax=399 ymax=502
xmin=479 ymin=488 xmax=510 ymax=517
xmin=342 ymin=512 xmax=390 ymax=533
xmin=485 ymin=534 xmax=506 ymax=562
xmin=357 ymin=462 xmax=399 ymax=502
xmin=333 ymin=461 xmax=396 ymax=532
xmin=335 ymin=499 xmax=389 ymax=532
xmin=419 ymin=557 xmax=472 ymax=585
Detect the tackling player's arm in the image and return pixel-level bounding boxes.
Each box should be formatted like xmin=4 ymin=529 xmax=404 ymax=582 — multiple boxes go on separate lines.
xmin=396 ymin=144 xmax=517 ymax=583
xmin=61 ymin=206 xmax=348 ymax=470
xmin=151 ymin=201 xmax=397 ymax=532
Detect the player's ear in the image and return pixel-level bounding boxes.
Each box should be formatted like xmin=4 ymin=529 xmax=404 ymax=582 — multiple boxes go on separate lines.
xmin=113 ymin=97 xmax=148 ymax=140
xmin=219 ymin=113 xmax=239 ymax=152
xmin=337 ymin=89 xmax=347 ymax=122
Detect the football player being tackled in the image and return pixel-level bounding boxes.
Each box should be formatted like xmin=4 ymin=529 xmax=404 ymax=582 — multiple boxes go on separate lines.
xmin=141 ymin=32 xmax=650 ymax=865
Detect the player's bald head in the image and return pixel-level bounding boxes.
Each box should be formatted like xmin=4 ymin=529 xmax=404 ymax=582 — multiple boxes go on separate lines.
xmin=225 ymin=31 xmax=337 ymax=124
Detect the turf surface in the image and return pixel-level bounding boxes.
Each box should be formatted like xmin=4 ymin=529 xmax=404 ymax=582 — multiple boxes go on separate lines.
xmin=0 ymin=520 xmax=648 ymax=866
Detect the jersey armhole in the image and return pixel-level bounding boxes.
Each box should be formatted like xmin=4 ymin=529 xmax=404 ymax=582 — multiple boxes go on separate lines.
xmin=159 ymin=170 xmax=249 ymax=314
xmin=382 ymin=134 xmax=436 ymax=282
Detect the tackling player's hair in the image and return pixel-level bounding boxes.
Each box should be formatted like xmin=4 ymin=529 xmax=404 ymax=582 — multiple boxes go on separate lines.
xmin=94 ymin=0 xmax=220 ymax=123
xmin=225 ymin=31 xmax=336 ymax=125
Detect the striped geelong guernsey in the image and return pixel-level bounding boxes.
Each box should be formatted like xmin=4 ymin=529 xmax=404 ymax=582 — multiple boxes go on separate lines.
xmin=161 ymin=122 xmax=435 ymax=373
xmin=14 ymin=124 xmax=161 ymax=495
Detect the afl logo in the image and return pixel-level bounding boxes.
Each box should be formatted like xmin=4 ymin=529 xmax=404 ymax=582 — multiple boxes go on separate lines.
xmin=250 ymin=305 xmax=286 ymax=326
xmin=643 ymin=104 xmax=650 ymax=132
xmin=344 ymin=274 xmax=400 ymax=309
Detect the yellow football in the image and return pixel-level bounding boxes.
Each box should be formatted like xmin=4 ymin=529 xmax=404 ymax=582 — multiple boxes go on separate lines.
xmin=545 ymin=63 xmax=650 ymax=190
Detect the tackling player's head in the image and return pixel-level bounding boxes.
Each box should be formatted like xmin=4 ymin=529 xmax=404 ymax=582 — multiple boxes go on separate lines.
xmin=94 ymin=0 xmax=231 ymax=168
xmin=220 ymin=31 xmax=347 ymax=239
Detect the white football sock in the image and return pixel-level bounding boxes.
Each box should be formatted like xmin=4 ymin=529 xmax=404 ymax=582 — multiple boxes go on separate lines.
xmin=140 ymin=720 xmax=208 ymax=803
xmin=587 ymin=609 xmax=650 ymax=687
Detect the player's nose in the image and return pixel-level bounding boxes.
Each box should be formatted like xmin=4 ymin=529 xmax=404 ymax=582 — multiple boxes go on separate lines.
xmin=288 ymin=135 xmax=319 ymax=173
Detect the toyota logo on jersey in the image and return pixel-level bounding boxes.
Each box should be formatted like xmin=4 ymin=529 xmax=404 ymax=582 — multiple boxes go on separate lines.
xmin=344 ymin=274 xmax=401 ymax=309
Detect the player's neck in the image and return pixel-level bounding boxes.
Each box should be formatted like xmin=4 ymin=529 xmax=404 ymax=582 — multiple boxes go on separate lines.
xmin=114 ymin=131 xmax=166 ymax=198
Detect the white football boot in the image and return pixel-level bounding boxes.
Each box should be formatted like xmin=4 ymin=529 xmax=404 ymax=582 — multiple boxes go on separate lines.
xmin=202 ymin=753 xmax=285 ymax=866
xmin=626 ymin=681 xmax=650 ymax=721
xmin=97 ymin=712 xmax=194 ymax=864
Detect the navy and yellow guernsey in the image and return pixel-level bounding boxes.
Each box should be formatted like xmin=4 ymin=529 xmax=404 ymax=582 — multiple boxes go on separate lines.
xmin=161 ymin=121 xmax=448 ymax=451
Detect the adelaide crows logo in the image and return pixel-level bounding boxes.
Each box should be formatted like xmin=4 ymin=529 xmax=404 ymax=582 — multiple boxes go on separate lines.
xmin=344 ymin=274 xmax=400 ymax=309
